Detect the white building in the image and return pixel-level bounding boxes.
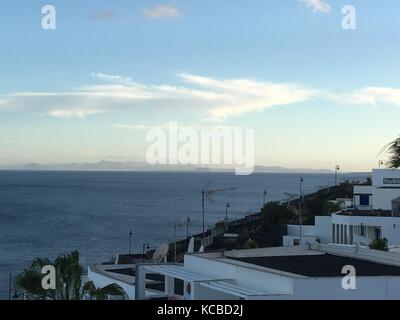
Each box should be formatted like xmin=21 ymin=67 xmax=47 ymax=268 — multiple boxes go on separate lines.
xmin=284 ymin=169 xmax=400 ymax=247
xmin=134 ymin=244 xmax=400 ymax=300
xmin=283 ymin=216 xmax=331 ymax=246
xmin=354 ymin=169 xmax=400 ymax=210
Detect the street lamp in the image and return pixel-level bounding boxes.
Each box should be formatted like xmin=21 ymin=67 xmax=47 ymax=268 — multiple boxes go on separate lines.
xmin=299 ymin=177 xmax=304 ymax=244
xmin=142 ymin=243 xmax=150 ymax=262
xmin=186 ymin=216 xmax=191 ymax=239
xmin=129 ymin=230 xmax=133 ymax=254
xmin=263 ymin=190 xmax=267 ymax=206
xmin=378 ymin=160 xmax=384 ymax=169
xmin=335 ymin=165 xmax=340 ymax=186
xmin=225 ymin=202 xmax=230 ymax=231
xmin=201 ymin=190 xmax=206 ymax=238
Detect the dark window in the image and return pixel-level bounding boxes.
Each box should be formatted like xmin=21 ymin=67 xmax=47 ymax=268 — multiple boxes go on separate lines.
xmin=383 ymin=178 xmax=400 ymax=184
xmin=359 ymin=194 xmax=370 ymax=206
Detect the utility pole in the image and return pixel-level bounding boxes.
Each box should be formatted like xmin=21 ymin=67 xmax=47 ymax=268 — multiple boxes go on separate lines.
xmin=225 ymin=202 xmax=230 ymax=232
xmin=299 ymin=177 xmax=304 ymax=245
xmin=8 ymin=273 xmax=11 ymax=300
xmin=174 ymin=220 xmax=177 ymax=263
xmin=129 ymin=230 xmax=133 ymax=254
xmin=263 ymin=190 xmax=267 ymax=206
xmin=142 ymin=243 xmax=150 ymax=263
xmin=186 ymin=216 xmax=190 ymax=239
xmin=201 ymin=187 xmax=236 ymax=239
xmin=201 ymin=190 xmax=205 ymax=238
xmin=335 ymin=165 xmax=340 ymax=186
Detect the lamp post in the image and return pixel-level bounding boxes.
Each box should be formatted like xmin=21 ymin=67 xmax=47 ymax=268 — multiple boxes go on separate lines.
xmin=263 ymin=190 xmax=267 ymax=206
xmin=225 ymin=202 xmax=230 ymax=231
xmin=299 ymin=177 xmax=304 ymax=244
xmin=186 ymin=216 xmax=191 ymax=239
xmin=378 ymin=160 xmax=383 ymax=169
xmin=201 ymin=190 xmax=205 ymax=238
xmin=8 ymin=273 xmax=12 ymax=300
xmin=335 ymin=165 xmax=340 ymax=186
xmin=142 ymin=243 xmax=149 ymax=262
xmin=129 ymin=230 xmax=133 ymax=254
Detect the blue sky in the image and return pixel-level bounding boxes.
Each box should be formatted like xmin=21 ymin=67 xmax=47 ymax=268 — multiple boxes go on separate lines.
xmin=0 ymin=0 xmax=399 ymax=171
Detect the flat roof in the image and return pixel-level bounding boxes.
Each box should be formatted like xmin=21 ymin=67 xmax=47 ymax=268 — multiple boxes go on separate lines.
xmin=338 ymin=209 xmax=392 ymax=217
xmin=228 ymin=253 xmax=400 ymax=277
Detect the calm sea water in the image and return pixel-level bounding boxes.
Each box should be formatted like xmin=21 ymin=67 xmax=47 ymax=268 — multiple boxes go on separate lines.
xmin=0 ymin=170 xmax=368 ymax=298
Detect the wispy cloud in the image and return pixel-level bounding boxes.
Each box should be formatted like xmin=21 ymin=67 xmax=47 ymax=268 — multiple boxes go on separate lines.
xmin=328 ymin=87 xmax=400 ymax=106
xmin=114 ymin=124 xmax=155 ymax=131
xmin=179 ymin=74 xmax=318 ymax=118
xmin=2 ymin=73 xmax=400 ymax=122
xmin=142 ymin=5 xmax=181 ymax=19
xmin=299 ymin=0 xmax=331 ymax=13
xmin=0 ymin=73 xmax=318 ymax=120
xmin=89 ymin=10 xmax=118 ymax=21
xmin=49 ymin=109 xmax=102 ymax=118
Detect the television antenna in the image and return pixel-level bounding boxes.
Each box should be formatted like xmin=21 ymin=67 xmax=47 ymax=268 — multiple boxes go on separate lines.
xmin=201 ymin=185 xmax=236 ymax=237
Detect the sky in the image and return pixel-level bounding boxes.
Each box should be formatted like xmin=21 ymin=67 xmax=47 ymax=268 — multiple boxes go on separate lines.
xmin=0 ymin=0 xmax=400 ymax=171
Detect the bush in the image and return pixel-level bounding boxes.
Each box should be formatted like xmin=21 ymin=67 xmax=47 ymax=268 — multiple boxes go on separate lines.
xmin=261 ymin=202 xmax=292 ymax=226
xmin=242 ymin=239 xmax=257 ymax=249
xmin=369 ymin=238 xmax=388 ymax=251
xmin=322 ymin=201 xmax=342 ymax=215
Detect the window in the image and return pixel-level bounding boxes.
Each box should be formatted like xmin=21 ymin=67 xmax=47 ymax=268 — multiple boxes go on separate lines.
xmin=359 ymin=194 xmax=370 ymax=206
xmin=383 ymin=178 xmax=400 ymax=184
xmin=360 ymin=224 xmax=365 ymax=237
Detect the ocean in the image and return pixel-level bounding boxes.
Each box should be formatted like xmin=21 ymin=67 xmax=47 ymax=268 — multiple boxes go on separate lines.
xmin=0 ymin=170 xmax=368 ymax=298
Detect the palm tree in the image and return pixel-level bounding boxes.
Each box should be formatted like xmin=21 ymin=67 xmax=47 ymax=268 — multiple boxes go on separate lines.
xmin=15 ymin=250 xmax=127 ymax=300
xmin=83 ymin=281 xmax=127 ymax=300
xmin=381 ymin=136 xmax=400 ymax=169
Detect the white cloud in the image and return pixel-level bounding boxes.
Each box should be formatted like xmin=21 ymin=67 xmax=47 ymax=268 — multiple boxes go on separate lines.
xmin=49 ymin=109 xmax=102 ymax=118
xmin=142 ymin=5 xmax=181 ymax=19
xmin=327 ymin=87 xmax=400 ymax=106
xmin=299 ymin=0 xmax=331 ymax=13
xmin=89 ymin=10 xmax=117 ymax=21
xmin=4 ymin=77 xmax=396 ymax=120
xmin=114 ymin=124 xmax=155 ymax=130
xmin=0 ymin=73 xmax=319 ymax=120
xmin=179 ymin=73 xmax=318 ymax=118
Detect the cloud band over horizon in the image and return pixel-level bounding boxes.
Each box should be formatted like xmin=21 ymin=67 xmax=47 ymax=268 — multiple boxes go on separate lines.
xmin=0 ymin=72 xmax=399 ymax=121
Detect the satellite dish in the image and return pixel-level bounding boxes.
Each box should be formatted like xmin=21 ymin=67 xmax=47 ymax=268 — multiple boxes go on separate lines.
xmin=153 ymin=243 xmax=169 ymax=263
xmin=199 ymin=245 xmax=205 ymax=253
xmin=187 ymin=237 xmax=194 ymax=253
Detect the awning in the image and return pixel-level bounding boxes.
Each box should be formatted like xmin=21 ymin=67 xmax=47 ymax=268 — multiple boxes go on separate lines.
xmin=144 ymin=264 xmax=227 ymax=282
xmin=143 ymin=264 xmax=272 ymax=299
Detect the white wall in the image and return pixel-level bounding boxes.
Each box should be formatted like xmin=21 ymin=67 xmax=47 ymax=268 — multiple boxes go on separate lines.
xmin=332 ymin=214 xmax=400 ymax=246
xmin=87 ymin=266 xmax=135 ymax=300
xmin=373 ymin=169 xmax=400 ymax=188
xmin=373 ymin=188 xmax=400 ymax=210
xmin=283 ymin=235 xmax=317 ymax=246
xmin=286 ymin=225 xmax=316 ymax=237
xmin=184 ymin=254 xmax=295 ymax=296
xmin=270 ymin=277 xmax=400 ymax=300
xmin=315 ymin=216 xmax=332 ymax=243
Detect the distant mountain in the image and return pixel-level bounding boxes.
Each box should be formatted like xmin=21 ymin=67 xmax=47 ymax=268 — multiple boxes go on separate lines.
xmin=0 ymin=161 xmax=333 ymax=173
xmin=252 ymin=166 xmax=333 ymax=173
